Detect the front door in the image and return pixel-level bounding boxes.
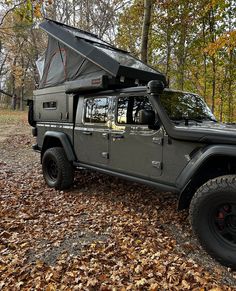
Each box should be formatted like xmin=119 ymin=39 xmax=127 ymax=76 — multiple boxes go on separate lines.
xmin=74 ymin=96 xmax=109 ymax=166
xmin=109 ymin=95 xmax=163 ymax=179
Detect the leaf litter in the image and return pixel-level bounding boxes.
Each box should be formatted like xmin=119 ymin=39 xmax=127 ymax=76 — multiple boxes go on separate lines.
xmin=0 ymin=122 xmax=236 ymax=290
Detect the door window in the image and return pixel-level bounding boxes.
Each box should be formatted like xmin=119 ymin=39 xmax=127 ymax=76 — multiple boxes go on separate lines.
xmin=117 ymin=96 xmax=153 ymax=124
xmin=84 ymin=98 xmax=108 ymax=124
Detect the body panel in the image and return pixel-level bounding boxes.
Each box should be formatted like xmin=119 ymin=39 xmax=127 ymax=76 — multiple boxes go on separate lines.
xmin=160 ymin=136 xmax=204 ymax=185
xmin=109 ymin=123 xmax=164 ymax=178
xmin=74 ymin=96 xmax=110 ymax=166
xmin=74 ymin=125 xmax=110 ymax=166
xmin=32 ymin=84 xmax=236 ymax=196
xmin=36 ymin=122 xmax=74 ymax=149
xmin=33 ymin=86 xmax=73 ymax=123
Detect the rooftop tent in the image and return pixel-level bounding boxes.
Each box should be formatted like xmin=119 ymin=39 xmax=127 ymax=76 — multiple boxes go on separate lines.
xmin=38 ymin=19 xmax=167 ymax=91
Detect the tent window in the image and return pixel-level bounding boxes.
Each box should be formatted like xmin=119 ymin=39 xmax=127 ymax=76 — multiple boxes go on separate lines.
xmin=45 ymin=50 xmax=66 ymax=86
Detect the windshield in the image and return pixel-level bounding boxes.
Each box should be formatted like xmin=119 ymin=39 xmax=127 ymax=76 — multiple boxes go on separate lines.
xmin=160 ymin=91 xmax=216 ymax=122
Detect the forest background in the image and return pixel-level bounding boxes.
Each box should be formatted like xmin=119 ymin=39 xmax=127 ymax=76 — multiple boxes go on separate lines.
xmin=0 ymin=0 xmax=235 ymax=122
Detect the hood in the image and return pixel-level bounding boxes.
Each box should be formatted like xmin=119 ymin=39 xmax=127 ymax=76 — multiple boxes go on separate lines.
xmin=172 ymin=121 xmax=236 ymax=144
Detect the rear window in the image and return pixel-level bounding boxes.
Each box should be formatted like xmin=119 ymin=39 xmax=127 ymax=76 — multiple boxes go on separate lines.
xmin=84 ymin=97 xmax=108 ymax=124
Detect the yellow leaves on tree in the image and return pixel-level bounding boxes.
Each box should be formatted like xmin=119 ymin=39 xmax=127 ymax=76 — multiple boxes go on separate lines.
xmin=3 ymin=0 xmax=53 ymax=22
xmin=12 ymin=64 xmax=24 ymax=87
xmin=204 ymin=30 xmax=236 ymax=56
xmin=33 ymin=1 xmax=54 ymax=18
xmin=34 ymin=3 xmax=42 ymax=19
xmin=204 ymin=0 xmax=226 ymax=12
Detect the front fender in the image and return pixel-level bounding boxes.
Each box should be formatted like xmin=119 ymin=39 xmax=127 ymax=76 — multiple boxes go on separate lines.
xmin=177 ymin=145 xmax=236 ymax=210
xmin=176 ymin=145 xmax=236 ymax=190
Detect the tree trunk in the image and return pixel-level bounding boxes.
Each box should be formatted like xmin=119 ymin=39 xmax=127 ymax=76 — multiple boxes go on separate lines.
xmin=211 ymin=55 xmax=216 ymax=114
xmin=11 ymin=58 xmax=17 ymax=110
xmin=65 ymin=1 xmax=70 ymax=25
xmin=52 ymin=0 xmax=57 ymax=21
xmin=176 ymin=6 xmax=187 ymax=91
xmin=140 ymin=0 xmax=152 ymax=63
xmin=202 ymin=17 xmax=207 ymax=101
xmin=208 ymin=8 xmax=216 ymax=114
xmin=165 ymin=13 xmax=171 ymax=80
xmin=72 ymin=0 xmax=76 ymax=26
xmin=227 ymin=50 xmax=233 ymax=122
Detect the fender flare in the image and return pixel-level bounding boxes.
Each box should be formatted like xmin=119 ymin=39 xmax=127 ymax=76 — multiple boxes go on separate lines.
xmin=27 ymin=99 xmax=36 ymax=127
xmin=177 ymin=145 xmax=236 ymax=209
xmin=42 ymin=131 xmax=76 ymax=162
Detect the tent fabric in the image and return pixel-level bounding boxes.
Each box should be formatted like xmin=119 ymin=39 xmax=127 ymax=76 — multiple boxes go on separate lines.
xmin=38 ymin=20 xmax=167 ymax=90
xmin=36 ymin=54 xmax=45 ymax=79
xmin=39 ymin=36 xmax=106 ymax=88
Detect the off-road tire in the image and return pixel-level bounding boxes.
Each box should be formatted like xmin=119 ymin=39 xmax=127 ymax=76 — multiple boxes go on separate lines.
xmin=42 ymin=147 xmax=74 ymax=190
xmin=190 ymin=175 xmax=236 ymax=268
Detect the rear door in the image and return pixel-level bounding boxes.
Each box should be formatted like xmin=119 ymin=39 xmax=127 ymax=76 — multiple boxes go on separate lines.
xmin=109 ymin=95 xmax=164 ymax=178
xmin=74 ymin=96 xmax=110 ymax=166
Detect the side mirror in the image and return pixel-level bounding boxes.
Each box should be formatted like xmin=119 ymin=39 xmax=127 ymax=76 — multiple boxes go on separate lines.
xmin=137 ymin=109 xmax=155 ymax=125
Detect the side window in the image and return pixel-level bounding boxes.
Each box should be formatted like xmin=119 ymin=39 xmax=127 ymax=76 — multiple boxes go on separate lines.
xmin=43 ymin=101 xmax=57 ymax=109
xmin=117 ymin=96 xmax=153 ymax=124
xmin=84 ymin=97 xmax=108 ymax=124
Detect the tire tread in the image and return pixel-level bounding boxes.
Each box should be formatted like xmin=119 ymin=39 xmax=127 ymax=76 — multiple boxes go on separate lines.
xmin=190 ymin=175 xmax=236 ymax=268
xmin=42 ymin=147 xmax=74 ymax=190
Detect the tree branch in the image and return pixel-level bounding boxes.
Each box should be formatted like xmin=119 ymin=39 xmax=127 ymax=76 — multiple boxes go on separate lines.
xmin=0 ymin=0 xmax=27 ymax=26
xmin=0 ymin=89 xmax=12 ymax=97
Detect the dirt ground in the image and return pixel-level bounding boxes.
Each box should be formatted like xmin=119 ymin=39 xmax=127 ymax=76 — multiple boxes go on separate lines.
xmin=0 ymin=110 xmax=236 ymax=290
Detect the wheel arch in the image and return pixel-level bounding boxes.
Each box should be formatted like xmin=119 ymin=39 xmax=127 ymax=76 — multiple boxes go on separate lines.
xmin=177 ymin=145 xmax=236 ymax=210
xmin=41 ymin=131 xmax=76 ymax=162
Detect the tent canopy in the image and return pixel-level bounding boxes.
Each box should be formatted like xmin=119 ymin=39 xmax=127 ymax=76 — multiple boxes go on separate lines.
xmin=38 ymin=19 xmax=167 ymax=91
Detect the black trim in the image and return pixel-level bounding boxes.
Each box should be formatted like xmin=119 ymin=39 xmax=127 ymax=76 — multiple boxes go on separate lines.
xmin=44 ymin=18 xmax=113 ymax=46
xmin=74 ymin=162 xmax=178 ymax=193
xmin=176 ymin=145 xmax=236 ymax=190
xmin=32 ymin=127 xmax=37 ymax=137
xmin=65 ymin=75 xmax=109 ymax=93
xmin=43 ymin=131 xmax=76 ymax=162
xmin=28 ymin=99 xmax=36 ymax=127
xmin=32 ymin=144 xmax=41 ymax=151
xmin=118 ymin=66 xmax=167 ymax=86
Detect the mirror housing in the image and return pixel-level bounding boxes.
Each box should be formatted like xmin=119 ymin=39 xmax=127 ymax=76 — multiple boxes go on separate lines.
xmin=147 ymin=80 xmax=165 ymax=94
xmin=137 ymin=109 xmax=155 ymax=125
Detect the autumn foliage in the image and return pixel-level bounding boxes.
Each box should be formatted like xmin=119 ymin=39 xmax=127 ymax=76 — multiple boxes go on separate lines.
xmin=1 ymin=110 xmax=236 ymax=289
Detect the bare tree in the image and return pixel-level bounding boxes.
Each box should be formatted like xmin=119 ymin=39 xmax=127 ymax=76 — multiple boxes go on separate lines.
xmin=140 ymin=0 xmax=152 ymax=63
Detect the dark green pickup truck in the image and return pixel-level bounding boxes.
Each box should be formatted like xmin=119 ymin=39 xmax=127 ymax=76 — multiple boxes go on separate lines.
xmin=29 ymin=19 xmax=236 ymax=268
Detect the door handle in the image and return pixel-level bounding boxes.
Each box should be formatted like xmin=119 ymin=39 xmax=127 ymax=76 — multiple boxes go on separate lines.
xmin=102 ymin=132 xmax=109 ymax=139
xmin=112 ymin=134 xmax=124 ymax=140
xmin=82 ymin=131 xmax=92 ymax=135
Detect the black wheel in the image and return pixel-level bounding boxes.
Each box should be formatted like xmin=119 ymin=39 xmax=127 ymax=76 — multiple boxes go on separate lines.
xmin=42 ymin=147 xmax=74 ymax=190
xmin=190 ymin=175 xmax=236 ymax=268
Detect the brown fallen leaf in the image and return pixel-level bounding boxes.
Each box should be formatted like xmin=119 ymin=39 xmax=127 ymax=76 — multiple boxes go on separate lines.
xmin=45 ymin=283 xmax=57 ymax=291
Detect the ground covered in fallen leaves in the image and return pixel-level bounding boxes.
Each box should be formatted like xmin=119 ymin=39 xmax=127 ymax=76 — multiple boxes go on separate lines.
xmin=0 ymin=109 xmax=236 ymax=290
